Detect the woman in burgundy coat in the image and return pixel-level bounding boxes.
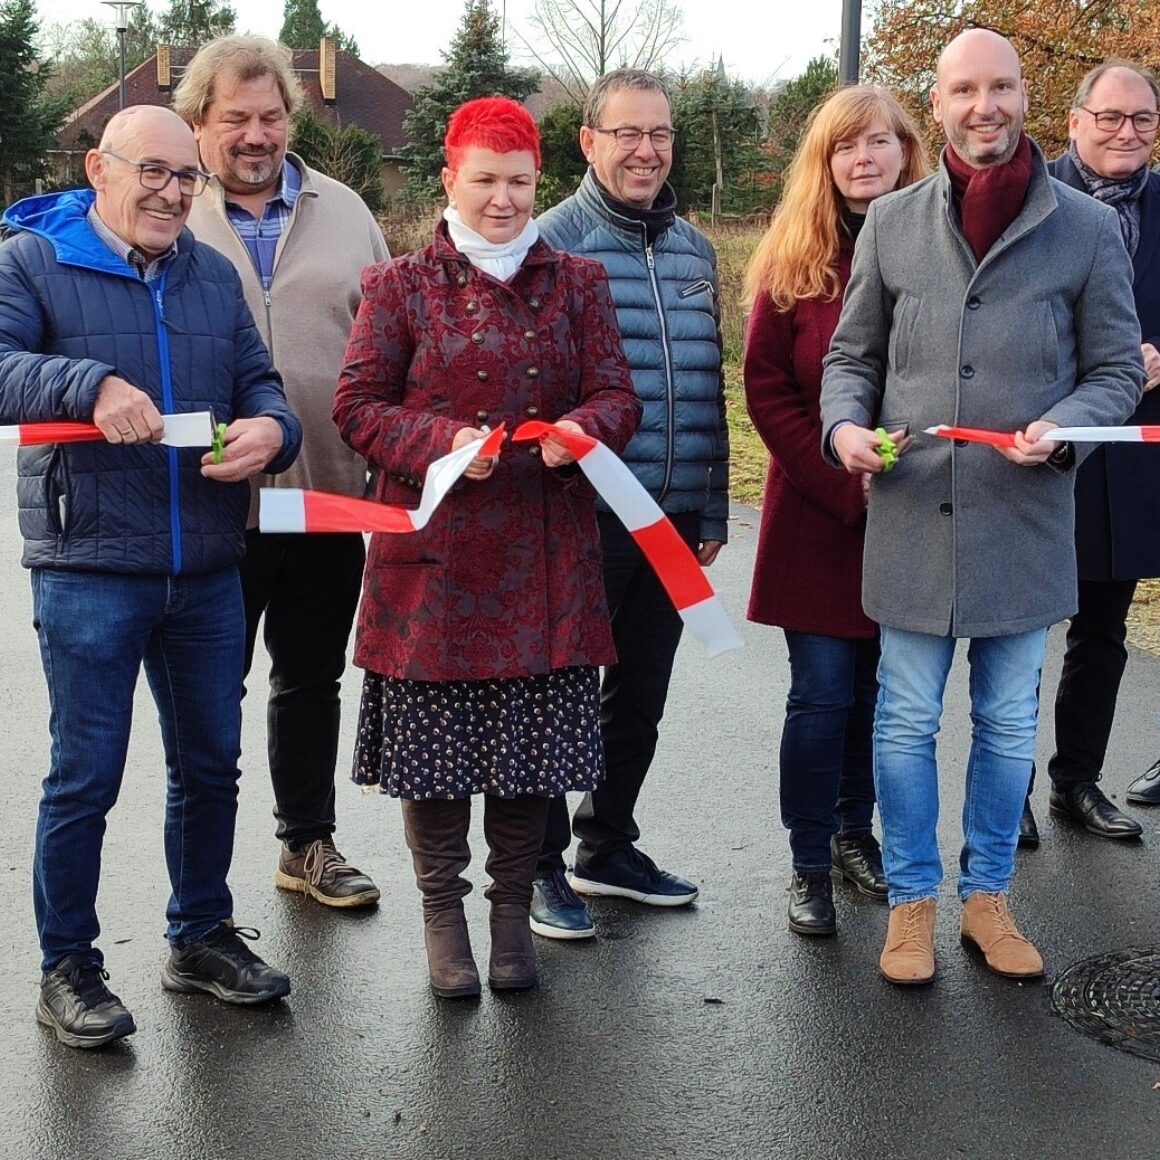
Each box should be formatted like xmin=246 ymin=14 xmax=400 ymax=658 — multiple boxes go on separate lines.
xmin=742 ymin=87 xmax=926 ymax=937
xmin=334 ymin=98 xmax=639 ymax=998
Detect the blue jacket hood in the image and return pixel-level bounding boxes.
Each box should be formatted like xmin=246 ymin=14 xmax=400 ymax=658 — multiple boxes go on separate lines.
xmin=4 ymin=188 xmax=155 ymax=276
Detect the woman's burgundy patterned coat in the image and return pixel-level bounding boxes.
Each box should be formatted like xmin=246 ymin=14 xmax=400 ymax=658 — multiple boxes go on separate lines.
xmin=334 ymin=223 xmax=641 ymax=681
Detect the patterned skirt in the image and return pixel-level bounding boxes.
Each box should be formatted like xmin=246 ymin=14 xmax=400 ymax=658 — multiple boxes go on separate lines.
xmin=352 ymin=665 xmax=605 ymax=800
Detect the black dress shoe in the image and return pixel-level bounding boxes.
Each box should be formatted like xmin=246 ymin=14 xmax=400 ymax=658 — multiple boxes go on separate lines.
xmin=830 ymin=832 xmax=888 ymax=901
xmin=1018 ymin=796 xmax=1040 ymax=849
xmin=787 ymin=870 xmax=836 ymax=936
xmin=1126 ymin=758 xmax=1160 ymax=806
xmin=1049 ymin=781 xmax=1143 ymax=840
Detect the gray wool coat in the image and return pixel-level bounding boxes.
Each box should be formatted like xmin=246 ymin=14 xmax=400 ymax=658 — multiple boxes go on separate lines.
xmin=820 ymin=142 xmax=1144 ymax=638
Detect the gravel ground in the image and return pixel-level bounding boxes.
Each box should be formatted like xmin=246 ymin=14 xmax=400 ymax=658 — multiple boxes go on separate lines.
xmin=1127 ymin=579 xmax=1160 ymax=656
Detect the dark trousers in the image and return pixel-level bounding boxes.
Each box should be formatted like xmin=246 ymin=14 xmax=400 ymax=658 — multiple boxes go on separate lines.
xmin=1044 ymin=577 xmax=1138 ymax=789
xmin=538 ymin=509 xmax=701 ymax=875
xmin=780 ymin=631 xmax=878 ymax=873
xmin=240 ymin=528 xmax=366 ymax=846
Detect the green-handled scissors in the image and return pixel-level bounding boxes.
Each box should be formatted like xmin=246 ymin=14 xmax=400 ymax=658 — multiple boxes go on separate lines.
xmin=874 ymin=427 xmax=898 ymax=472
xmin=211 ymin=422 xmax=228 ymax=465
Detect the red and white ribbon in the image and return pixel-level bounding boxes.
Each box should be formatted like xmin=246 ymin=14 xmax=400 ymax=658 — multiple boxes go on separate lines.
xmin=927 ymin=423 xmax=1160 ymax=447
xmin=512 ymin=422 xmax=741 ymax=656
xmin=0 ymin=411 xmax=214 ymax=448
xmin=260 ymin=425 xmax=506 ymax=534
xmin=258 ymin=421 xmax=742 ymax=658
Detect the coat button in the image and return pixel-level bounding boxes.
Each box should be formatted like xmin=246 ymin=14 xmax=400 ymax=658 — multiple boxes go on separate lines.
xmin=465 ymin=301 xmax=478 ymax=314
xmin=954 ymin=438 xmax=967 ymax=447
xmin=524 ymin=329 xmax=536 ymax=340
xmin=525 ymin=405 xmax=539 ymax=417
xmin=528 ymin=297 xmax=541 ymax=309
xmin=526 ymin=366 xmax=540 ymax=378
xmin=476 ymin=369 xmax=489 ymax=381
xmin=966 ymin=296 xmax=981 ymax=310
xmin=471 ymin=331 xmax=485 ymax=344
xmin=939 ymin=502 xmax=953 ymax=515
xmin=528 ymin=444 xmax=541 ymax=457
xmin=476 ymin=409 xmax=489 ymax=422
xmin=961 ymin=365 xmax=974 ymax=378
xmin=456 ymin=274 xmax=467 ymax=287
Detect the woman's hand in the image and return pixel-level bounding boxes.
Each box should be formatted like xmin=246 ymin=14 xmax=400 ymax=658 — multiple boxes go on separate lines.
xmin=452 ymin=426 xmax=497 ymax=480
xmin=540 ymin=420 xmax=585 ymax=468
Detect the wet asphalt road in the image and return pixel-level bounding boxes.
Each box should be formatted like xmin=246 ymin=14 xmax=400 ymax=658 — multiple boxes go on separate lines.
xmin=0 ymin=457 xmax=1158 ymax=1159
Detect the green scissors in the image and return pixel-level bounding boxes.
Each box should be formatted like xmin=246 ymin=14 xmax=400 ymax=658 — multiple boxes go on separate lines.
xmin=211 ymin=422 xmax=228 ymax=465
xmin=874 ymin=427 xmax=898 ymax=472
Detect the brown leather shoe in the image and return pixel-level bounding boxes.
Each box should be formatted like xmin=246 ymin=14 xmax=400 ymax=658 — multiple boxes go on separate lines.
xmin=960 ymin=892 xmax=1044 ymax=978
xmin=879 ymin=898 xmax=936 ymax=986
xmin=275 ymin=839 xmax=380 ymax=908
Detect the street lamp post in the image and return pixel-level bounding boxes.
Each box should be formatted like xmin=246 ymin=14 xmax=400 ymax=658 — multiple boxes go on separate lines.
xmin=102 ymin=1 xmax=143 ymax=111
xmin=839 ymin=0 xmax=862 ymax=86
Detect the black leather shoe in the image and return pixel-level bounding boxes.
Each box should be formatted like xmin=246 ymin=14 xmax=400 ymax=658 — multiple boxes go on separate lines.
xmin=830 ymin=832 xmax=888 ymax=901
xmin=1126 ymin=759 xmax=1160 ymax=806
xmin=37 ymin=955 xmax=136 ymax=1049
xmin=1049 ymin=781 xmax=1142 ymax=840
xmin=162 ymin=924 xmax=291 ymax=1004
xmin=787 ymin=871 xmax=836 ymax=936
xmin=1018 ymin=797 xmax=1040 ymax=849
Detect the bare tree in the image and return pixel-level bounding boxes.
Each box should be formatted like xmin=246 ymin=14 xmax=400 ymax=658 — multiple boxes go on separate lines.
xmin=517 ymin=0 xmax=684 ymax=105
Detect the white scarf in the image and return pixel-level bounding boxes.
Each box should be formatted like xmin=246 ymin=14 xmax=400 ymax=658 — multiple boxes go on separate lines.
xmin=443 ymin=206 xmax=539 ymax=281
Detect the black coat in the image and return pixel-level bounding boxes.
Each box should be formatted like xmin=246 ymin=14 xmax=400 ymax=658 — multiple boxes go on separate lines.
xmin=1049 ymin=153 xmax=1160 ymax=580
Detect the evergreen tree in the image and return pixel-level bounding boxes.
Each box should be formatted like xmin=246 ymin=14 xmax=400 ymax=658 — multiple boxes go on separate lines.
xmin=291 ymin=107 xmax=384 ymax=211
xmin=536 ymin=101 xmax=585 ymax=208
xmin=157 ymin=0 xmax=236 ymax=47
xmin=278 ymin=0 xmax=358 ymax=57
xmin=0 ymin=0 xmax=67 ymax=205
xmin=398 ymin=0 xmax=539 ymax=201
xmin=765 ymin=56 xmax=839 ymax=201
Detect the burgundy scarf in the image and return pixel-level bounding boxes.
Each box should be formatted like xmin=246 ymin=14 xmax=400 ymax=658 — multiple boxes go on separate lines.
xmin=944 ymin=132 xmax=1033 ymax=262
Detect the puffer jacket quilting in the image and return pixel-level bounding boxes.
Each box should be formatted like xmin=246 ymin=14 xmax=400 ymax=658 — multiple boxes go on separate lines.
xmin=0 ymin=189 xmax=301 ymax=576
xmin=537 ymin=171 xmax=729 ymax=542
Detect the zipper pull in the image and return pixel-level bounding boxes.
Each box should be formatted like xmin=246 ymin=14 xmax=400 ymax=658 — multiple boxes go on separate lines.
xmin=264 ymin=289 xmax=272 ymax=308
xmin=645 ymin=245 xmax=655 ymax=269
xmin=154 ymin=288 xmax=164 ymax=317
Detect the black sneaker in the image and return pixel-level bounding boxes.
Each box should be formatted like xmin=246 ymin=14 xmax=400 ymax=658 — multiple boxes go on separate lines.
xmin=37 ymin=955 xmax=136 ymax=1049
xmin=161 ymin=925 xmax=291 ymax=1005
xmin=570 ymin=847 xmax=698 ymax=907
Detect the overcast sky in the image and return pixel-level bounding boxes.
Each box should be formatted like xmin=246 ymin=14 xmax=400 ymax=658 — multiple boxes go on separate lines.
xmin=39 ymin=0 xmax=864 ymax=87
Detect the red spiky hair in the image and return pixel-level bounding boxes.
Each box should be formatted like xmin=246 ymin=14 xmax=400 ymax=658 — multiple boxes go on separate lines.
xmin=444 ymin=96 xmax=541 ymax=171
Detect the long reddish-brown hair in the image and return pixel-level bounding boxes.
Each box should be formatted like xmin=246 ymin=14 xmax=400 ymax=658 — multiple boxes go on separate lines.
xmin=744 ymin=86 xmax=928 ymax=311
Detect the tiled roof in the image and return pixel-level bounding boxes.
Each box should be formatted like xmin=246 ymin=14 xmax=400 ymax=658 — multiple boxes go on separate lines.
xmin=57 ymin=46 xmax=413 ymax=157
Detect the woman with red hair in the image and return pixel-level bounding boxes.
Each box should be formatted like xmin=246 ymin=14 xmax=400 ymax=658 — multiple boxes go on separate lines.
xmin=334 ymin=96 xmax=639 ymax=998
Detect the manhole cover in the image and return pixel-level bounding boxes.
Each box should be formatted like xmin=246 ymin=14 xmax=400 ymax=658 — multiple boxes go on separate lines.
xmin=1051 ymin=947 xmax=1160 ymax=1062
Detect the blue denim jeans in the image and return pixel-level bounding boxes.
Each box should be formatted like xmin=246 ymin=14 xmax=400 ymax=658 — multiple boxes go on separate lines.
xmin=31 ymin=567 xmax=245 ymax=971
xmin=873 ymin=625 xmax=1047 ymax=906
xmin=781 ymin=631 xmax=879 ymax=872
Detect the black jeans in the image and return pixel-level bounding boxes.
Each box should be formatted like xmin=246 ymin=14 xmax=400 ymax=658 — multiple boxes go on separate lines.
xmin=538 ymin=509 xmax=702 ymax=875
xmin=1044 ymin=577 xmax=1138 ymax=789
xmin=240 ymin=528 xmax=366 ymax=846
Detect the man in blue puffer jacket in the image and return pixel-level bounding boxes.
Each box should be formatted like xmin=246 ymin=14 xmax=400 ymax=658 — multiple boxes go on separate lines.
xmin=531 ymin=69 xmax=730 ymax=939
xmin=0 ymin=106 xmax=302 ymax=1049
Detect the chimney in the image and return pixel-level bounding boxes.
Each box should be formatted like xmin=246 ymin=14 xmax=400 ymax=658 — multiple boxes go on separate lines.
xmin=157 ymin=44 xmax=171 ymax=91
xmin=319 ymin=36 xmax=336 ymax=105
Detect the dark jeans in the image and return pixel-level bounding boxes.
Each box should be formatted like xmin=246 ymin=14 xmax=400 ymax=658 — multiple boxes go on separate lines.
xmin=1044 ymin=577 xmax=1137 ymax=789
xmin=240 ymin=529 xmax=365 ymax=847
xmin=781 ymin=631 xmax=879 ymax=872
xmin=539 ymin=509 xmax=702 ymax=874
xmin=31 ymin=567 xmax=245 ymax=970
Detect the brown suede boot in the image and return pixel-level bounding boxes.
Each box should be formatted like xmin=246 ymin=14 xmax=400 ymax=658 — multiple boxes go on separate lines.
xmin=401 ymin=799 xmax=481 ymax=999
xmin=960 ymin=891 xmax=1044 ymax=978
xmin=878 ymin=898 xmax=937 ymax=986
xmin=483 ymin=794 xmax=550 ymax=991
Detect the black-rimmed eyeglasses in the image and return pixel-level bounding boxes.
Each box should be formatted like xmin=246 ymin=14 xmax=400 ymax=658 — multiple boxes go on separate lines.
xmin=101 ymin=149 xmax=212 ymax=196
xmin=1078 ymin=107 xmax=1160 ymax=134
xmin=590 ymin=126 xmax=677 ymax=151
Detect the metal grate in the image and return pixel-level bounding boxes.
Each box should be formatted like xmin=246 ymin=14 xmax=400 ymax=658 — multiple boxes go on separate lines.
xmin=1051 ymin=947 xmax=1160 ymax=1062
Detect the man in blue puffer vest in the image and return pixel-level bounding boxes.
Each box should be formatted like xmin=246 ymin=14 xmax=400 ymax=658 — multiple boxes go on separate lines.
xmin=531 ymin=69 xmax=730 ymax=939
xmin=0 ymin=106 xmax=302 ymax=1049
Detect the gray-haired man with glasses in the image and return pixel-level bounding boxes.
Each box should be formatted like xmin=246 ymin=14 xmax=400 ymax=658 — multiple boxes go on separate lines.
xmin=1020 ymin=59 xmax=1160 ymax=842
xmin=531 ymin=69 xmax=729 ymax=939
xmin=0 ymin=104 xmax=301 ymax=1048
